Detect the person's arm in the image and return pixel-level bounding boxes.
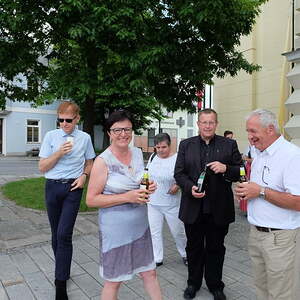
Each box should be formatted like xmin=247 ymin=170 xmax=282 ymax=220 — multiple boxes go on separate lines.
xmin=39 ymin=141 xmax=72 ymax=173
xmin=167 ymin=183 xmax=180 ymax=195
xmin=236 ymin=154 xmax=300 ymax=210
xmin=264 ymin=188 xmax=300 ymax=211
xmin=174 ymin=141 xmax=195 ymax=197
xmin=222 ymin=140 xmax=242 ymax=182
xmin=235 ymin=181 xmax=300 ymax=211
xmin=86 ymin=157 xmax=151 ymax=208
xmin=206 ymin=140 xmax=241 ymax=182
xmin=70 ymin=159 xmax=94 ymax=191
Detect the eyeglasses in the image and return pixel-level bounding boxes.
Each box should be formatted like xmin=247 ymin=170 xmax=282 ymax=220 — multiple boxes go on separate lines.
xmin=110 ymin=127 xmax=133 ymax=135
xmin=262 ymin=165 xmax=270 ymax=185
xmin=57 ymin=117 xmax=76 ymax=123
xmin=199 ymin=121 xmax=216 ymax=126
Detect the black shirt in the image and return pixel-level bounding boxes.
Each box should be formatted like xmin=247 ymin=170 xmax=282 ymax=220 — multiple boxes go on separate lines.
xmin=199 ymin=135 xmax=217 ymax=214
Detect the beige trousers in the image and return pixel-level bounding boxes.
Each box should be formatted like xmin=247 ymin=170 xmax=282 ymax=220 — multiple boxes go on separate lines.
xmin=248 ymin=225 xmax=298 ymax=300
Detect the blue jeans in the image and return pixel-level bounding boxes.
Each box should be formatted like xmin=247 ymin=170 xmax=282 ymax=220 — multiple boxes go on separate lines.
xmin=45 ymin=179 xmax=83 ymax=281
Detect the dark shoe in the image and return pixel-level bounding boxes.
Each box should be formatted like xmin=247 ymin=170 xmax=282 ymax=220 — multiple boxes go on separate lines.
xmin=182 ymin=257 xmax=188 ymax=266
xmin=183 ymin=285 xmax=199 ymax=299
xmin=211 ymin=290 xmax=226 ymax=300
xmin=55 ymin=279 xmax=68 ymax=300
xmin=156 ymin=261 xmax=163 ymax=267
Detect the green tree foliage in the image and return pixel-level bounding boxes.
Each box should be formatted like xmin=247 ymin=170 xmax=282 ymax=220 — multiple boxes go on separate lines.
xmin=0 ymin=0 xmax=267 ymax=139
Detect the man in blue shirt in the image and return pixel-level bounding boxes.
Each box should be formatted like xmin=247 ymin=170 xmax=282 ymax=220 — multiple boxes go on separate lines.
xmin=39 ymin=101 xmax=95 ymax=300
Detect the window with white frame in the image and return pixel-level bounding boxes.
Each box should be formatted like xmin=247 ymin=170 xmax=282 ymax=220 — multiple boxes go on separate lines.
xmin=187 ymin=113 xmax=194 ymax=127
xmin=27 ymin=120 xmax=40 ymax=143
xmin=187 ymin=129 xmax=194 ymax=138
xmin=148 ymin=128 xmax=155 ymax=147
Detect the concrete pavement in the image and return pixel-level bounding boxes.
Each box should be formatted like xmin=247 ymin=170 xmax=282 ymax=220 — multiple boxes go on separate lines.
xmin=0 ymin=173 xmax=254 ymax=299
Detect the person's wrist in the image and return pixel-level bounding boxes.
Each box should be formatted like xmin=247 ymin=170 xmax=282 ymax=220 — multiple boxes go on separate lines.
xmin=259 ymin=186 xmax=266 ymax=199
xmin=82 ymin=172 xmax=88 ymax=177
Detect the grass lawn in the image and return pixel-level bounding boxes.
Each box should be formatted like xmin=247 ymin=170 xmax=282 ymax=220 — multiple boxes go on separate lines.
xmin=1 ymin=177 xmax=96 ymax=212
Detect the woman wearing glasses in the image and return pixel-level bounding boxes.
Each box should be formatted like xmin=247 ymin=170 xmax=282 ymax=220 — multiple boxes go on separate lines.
xmin=86 ymin=110 xmax=162 ymax=300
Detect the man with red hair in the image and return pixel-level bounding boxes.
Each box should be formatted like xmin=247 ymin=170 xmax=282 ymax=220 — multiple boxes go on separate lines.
xmin=39 ymin=101 xmax=95 ymax=300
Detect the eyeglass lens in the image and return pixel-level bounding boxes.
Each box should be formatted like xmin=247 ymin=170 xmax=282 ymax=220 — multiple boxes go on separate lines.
xmin=57 ymin=118 xmax=74 ymax=123
xmin=111 ymin=127 xmax=132 ymax=134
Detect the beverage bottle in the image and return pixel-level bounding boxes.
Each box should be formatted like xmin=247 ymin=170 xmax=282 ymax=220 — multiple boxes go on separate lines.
xmin=239 ymin=165 xmax=248 ymax=213
xmin=196 ymin=166 xmax=206 ymax=193
xmin=239 ymin=165 xmax=247 ymax=183
xmin=140 ymin=168 xmax=150 ymax=190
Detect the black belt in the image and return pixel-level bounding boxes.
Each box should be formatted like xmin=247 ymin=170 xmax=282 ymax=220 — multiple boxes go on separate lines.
xmin=255 ymin=226 xmax=282 ymax=232
xmin=47 ymin=178 xmax=76 ymax=184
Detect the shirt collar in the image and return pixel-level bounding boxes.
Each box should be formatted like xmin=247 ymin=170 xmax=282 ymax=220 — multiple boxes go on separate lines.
xmin=199 ymin=134 xmax=216 ymax=145
xmin=61 ymin=128 xmax=78 ymax=137
xmin=262 ymin=135 xmax=283 ymax=156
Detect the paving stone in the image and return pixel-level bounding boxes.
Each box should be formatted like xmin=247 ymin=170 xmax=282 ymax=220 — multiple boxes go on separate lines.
xmin=75 ymin=216 xmax=98 ymax=234
xmin=74 ymin=237 xmax=98 ymax=254
xmin=2 ymin=276 xmax=25 ymax=288
xmin=80 ymin=261 xmax=104 ymax=285
xmin=117 ymin=284 xmax=142 ymax=300
xmin=224 ymin=257 xmax=251 ymax=275
xmin=2 ymin=233 xmax=50 ymax=250
xmin=40 ymin=244 xmax=54 ymax=260
xmin=70 ymin=262 xmax=88 ymax=277
xmin=223 ymin=265 xmax=253 ymax=287
xmin=0 ymin=255 xmax=21 ymax=281
xmin=10 ymin=252 xmax=40 ymax=275
xmin=156 ymin=266 xmax=186 ymax=289
xmin=0 ymin=172 xmax=271 ymax=299
xmin=227 ymin=281 xmax=256 ymax=299
xmin=122 ymin=277 xmax=146 ymax=298
xmin=82 ymin=234 xmax=99 ymax=248
xmin=71 ymin=273 xmax=102 ymax=298
xmin=73 ymin=248 xmax=93 ymax=265
xmin=68 ymin=288 xmax=90 ymax=300
xmin=0 ymin=284 xmax=9 ymax=300
xmin=25 ymin=247 xmax=54 ymax=273
xmin=5 ymin=282 xmax=34 ymax=300
xmin=23 ymin=271 xmax=54 ymax=300
xmin=161 ymin=283 xmax=191 ymax=300
xmin=73 ymin=239 xmax=99 ymax=262
xmin=0 ymin=207 xmax=18 ymax=222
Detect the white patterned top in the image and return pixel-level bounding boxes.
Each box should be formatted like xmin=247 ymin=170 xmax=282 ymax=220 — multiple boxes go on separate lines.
xmin=147 ymin=153 xmax=181 ymax=206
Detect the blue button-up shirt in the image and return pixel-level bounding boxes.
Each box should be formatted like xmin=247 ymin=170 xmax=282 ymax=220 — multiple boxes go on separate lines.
xmin=39 ymin=128 xmax=95 ymax=179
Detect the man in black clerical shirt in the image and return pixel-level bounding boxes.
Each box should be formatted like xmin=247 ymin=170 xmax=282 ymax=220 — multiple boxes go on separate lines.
xmin=174 ymin=109 xmax=241 ymax=300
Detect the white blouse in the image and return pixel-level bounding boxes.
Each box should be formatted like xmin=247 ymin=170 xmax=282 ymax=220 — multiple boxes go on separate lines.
xmin=147 ymin=153 xmax=181 ymax=206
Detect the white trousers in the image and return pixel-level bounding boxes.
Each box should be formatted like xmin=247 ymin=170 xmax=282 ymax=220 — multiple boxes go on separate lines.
xmin=147 ymin=204 xmax=187 ymax=263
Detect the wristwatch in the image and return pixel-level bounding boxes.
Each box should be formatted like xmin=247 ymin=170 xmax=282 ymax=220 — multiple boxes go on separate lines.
xmin=259 ymin=186 xmax=266 ymax=199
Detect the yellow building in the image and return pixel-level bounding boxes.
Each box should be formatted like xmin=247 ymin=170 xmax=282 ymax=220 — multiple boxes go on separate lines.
xmin=214 ymin=0 xmax=292 ymax=152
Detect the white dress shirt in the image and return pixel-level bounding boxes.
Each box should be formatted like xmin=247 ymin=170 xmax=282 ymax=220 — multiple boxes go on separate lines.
xmin=248 ymin=136 xmax=300 ymax=229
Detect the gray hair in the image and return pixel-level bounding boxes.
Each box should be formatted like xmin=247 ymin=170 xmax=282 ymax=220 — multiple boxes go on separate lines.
xmin=246 ymin=109 xmax=280 ymax=134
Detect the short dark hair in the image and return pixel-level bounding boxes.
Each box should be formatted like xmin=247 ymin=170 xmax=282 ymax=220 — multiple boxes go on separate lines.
xmin=154 ymin=133 xmax=171 ymax=146
xmin=105 ymin=110 xmax=134 ymax=132
xmin=224 ymin=130 xmax=233 ymax=137
xmin=198 ymin=108 xmax=218 ymax=121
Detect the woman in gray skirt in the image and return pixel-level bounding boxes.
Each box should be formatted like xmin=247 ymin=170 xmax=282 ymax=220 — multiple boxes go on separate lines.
xmin=86 ymin=110 xmax=162 ymax=300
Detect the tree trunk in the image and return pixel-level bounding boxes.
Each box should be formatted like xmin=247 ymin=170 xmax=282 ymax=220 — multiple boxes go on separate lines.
xmin=82 ymin=46 xmax=99 ymax=145
xmin=102 ymin=129 xmax=110 ymax=149
xmin=82 ymin=95 xmax=96 ymax=144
